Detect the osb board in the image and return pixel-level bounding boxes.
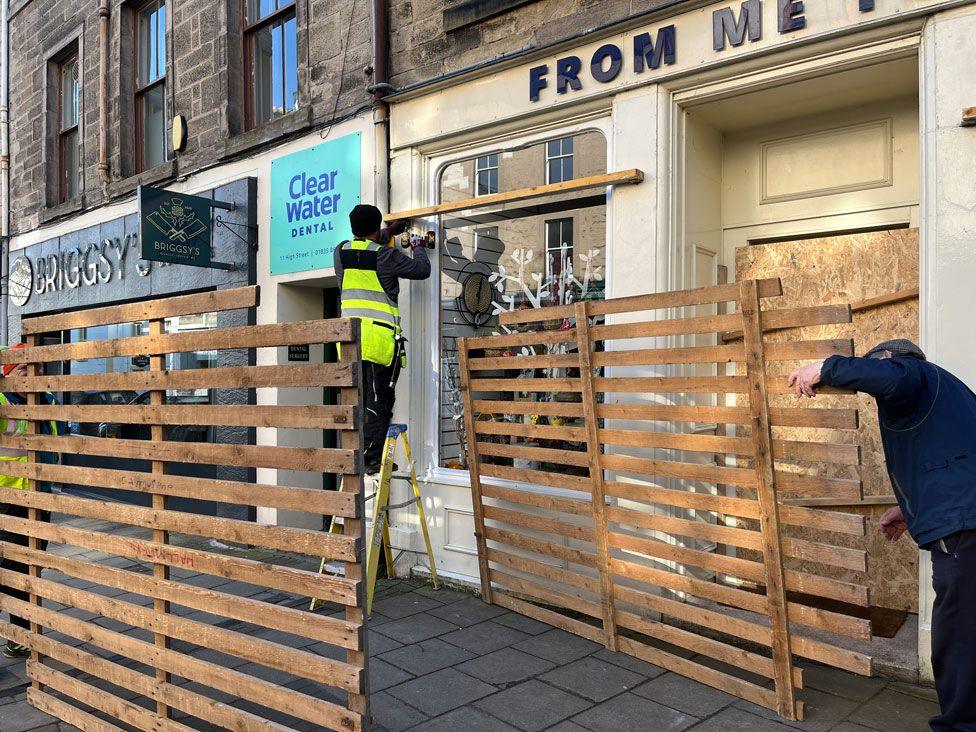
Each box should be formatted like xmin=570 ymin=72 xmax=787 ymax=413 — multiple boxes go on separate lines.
xmin=736 ymin=228 xmax=919 ymax=612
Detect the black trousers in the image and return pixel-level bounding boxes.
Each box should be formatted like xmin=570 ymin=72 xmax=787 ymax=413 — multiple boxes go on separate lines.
xmin=931 ymin=529 xmax=976 ymax=731
xmin=362 ymin=359 xmax=401 ymax=471
xmin=0 ymin=502 xmax=49 ymax=631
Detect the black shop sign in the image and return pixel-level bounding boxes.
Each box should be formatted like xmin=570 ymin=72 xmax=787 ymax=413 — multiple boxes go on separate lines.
xmin=139 ymin=185 xmax=235 ymax=269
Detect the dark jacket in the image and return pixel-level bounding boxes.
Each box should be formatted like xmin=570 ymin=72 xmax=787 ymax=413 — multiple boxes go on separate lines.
xmin=333 ymin=240 xmax=431 ymax=305
xmin=820 ymin=355 xmax=976 ymax=546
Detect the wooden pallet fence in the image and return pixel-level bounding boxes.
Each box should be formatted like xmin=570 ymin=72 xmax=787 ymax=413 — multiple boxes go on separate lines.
xmin=0 ymin=286 xmax=369 ymax=732
xmin=459 ymin=278 xmax=872 ymax=722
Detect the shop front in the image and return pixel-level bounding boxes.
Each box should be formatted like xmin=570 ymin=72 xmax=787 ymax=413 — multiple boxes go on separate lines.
xmin=384 ymin=0 xmax=976 ymax=683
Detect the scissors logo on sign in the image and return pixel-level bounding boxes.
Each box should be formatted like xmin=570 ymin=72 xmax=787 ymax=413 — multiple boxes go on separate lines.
xmin=146 ymin=197 xmax=208 ymax=243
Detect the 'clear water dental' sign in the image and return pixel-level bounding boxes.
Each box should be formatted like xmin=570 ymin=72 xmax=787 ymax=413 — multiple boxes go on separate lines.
xmin=270 ymin=132 xmax=361 ymax=275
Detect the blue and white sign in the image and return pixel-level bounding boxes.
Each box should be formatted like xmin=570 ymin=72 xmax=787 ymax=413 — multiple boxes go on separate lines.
xmin=270 ymin=132 xmax=361 ymax=275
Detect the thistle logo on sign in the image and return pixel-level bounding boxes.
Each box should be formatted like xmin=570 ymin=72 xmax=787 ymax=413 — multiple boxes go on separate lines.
xmin=139 ymin=185 xmax=214 ymax=268
xmin=270 ymin=132 xmax=361 ymax=275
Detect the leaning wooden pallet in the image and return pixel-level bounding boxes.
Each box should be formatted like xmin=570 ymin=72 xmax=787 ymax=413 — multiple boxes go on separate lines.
xmin=458 ymin=278 xmax=871 ymax=722
xmin=0 ymin=286 xmax=368 ymax=732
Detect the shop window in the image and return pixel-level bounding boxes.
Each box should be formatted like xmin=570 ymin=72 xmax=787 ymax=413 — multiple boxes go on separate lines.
xmin=546 ymin=137 xmax=574 ymax=184
xmin=544 ymin=218 xmax=574 ymax=304
xmin=438 ymin=130 xmax=607 ymax=470
xmin=57 ymin=53 xmax=81 ymax=202
xmin=475 ymin=154 xmax=499 ymax=196
xmin=134 ymin=0 xmax=168 ymax=172
xmin=245 ymin=0 xmax=298 ymax=129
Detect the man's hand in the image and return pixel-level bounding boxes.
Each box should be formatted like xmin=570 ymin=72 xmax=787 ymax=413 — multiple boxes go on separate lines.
xmin=787 ymin=361 xmax=824 ymax=398
xmin=880 ymin=506 xmax=908 ymax=541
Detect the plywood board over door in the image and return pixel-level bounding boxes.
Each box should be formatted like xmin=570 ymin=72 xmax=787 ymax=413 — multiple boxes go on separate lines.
xmin=735 ymin=228 xmax=919 ymax=613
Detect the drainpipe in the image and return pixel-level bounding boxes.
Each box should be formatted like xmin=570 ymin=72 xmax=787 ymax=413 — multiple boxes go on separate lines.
xmin=97 ymin=0 xmax=110 ymax=186
xmin=1 ymin=0 xmax=9 ymax=345
xmin=367 ymin=0 xmax=392 ymax=214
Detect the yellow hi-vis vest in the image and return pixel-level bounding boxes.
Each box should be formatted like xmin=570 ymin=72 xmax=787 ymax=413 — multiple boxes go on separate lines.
xmin=339 ymin=239 xmax=399 ymax=366
xmin=0 ymin=392 xmax=59 ymax=491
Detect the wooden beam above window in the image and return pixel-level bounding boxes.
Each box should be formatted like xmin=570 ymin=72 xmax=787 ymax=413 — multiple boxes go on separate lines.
xmin=388 ymin=169 xmax=644 ymax=221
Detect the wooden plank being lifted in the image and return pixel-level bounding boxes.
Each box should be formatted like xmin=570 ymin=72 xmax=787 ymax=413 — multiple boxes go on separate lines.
xmin=21 ymin=286 xmax=259 ymax=335
xmin=387 ymin=169 xmax=643 ymax=221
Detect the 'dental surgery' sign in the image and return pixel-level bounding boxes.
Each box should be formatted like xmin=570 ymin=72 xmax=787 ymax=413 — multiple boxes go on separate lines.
xmin=270 ymin=132 xmax=361 ymax=275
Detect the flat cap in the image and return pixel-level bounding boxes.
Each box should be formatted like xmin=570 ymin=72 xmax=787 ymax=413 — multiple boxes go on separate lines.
xmin=864 ymin=338 xmax=926 ymax=361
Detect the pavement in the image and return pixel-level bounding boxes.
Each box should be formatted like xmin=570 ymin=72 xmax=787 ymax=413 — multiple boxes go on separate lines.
xmin=0 ymin=517 xmax=943 ymax=731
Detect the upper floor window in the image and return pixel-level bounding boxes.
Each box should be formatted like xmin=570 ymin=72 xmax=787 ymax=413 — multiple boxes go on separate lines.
xmin=57 ymin=54 xmax=80 ymax=202
xmin=546 ymin=137 xmax=573 ymax=184
xmin=134 ymin=0 xmax=167 ymax=172
xmin=475 ymin=154 xmax=498 ymax=196
xmin=245 ymin=0 xmax=298 ymax=128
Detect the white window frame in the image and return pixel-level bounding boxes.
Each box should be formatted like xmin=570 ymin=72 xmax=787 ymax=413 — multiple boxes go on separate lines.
xmin=544 ymin=218 xmax=574 ymax=303
xmin=545 ymin=136 xmax=574 ymax=184
xmin=474 ymin=153 xmax=499 ymax=197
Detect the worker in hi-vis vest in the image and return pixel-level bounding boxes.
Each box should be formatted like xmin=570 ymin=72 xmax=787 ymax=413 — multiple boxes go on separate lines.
xmin=334 ymin=205 xmax=431 ymax=474
xmin=0 ymin=343 xmax=63 ymax=659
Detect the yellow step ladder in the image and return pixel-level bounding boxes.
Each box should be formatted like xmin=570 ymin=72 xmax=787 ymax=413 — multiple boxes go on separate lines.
xmin=311 ymin=423 xmax=438 ymax=614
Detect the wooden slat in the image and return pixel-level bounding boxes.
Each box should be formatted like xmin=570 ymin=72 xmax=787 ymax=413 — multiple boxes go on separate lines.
xmin=0 ymin=433 xmax=357 ymax=473
xmin=470 ymin=377 xmax=581 ymax=393
xmin=765 ymin=339 xmax=855 ymax=361
xmin=0 ymin=403 xmax=357 ymax=429
xmin=492 ymin=589 xmax=605 ymax=644
xmin=30 ymin=662 xmax=193 ymax=732
xmin=474 ymin=400 xmax=584 ymax=418
xmin=474 ymin=420 xmax=586 ymax=442
xmin=616 ymin=637 xmax=785 ymax=715
xmin=1 ymin=319 xmax=355 ymax=365
xmin=480 ymin=463 xmax=592 ymax=492
xmin=389 ymin=168 xmax=644 ymax=221
xmin=0 ymin=623 xmax=291 ymax=732
xmin=483 ymin=505 xmax=594 ymax=543
xmin=464 ymin=328 xmax=577 ymax=350
xmin=28 ymin=689 xmax=125 ymax=732
xmin=613 ymin=609 xmax=800 ymax=685
xmin=591 ymin=312 xmax=742 ymax=341
xmin=21 ymin=286 xmax=260 ymax=334
xmin=604 ymin=481 xmax=865 ymax=536
xmin=0 ymin=362 xmax=355 ymax=393
xmin=782 ymin=536 xmax=867 ymax=573
xmin=576 ymin=301 xmax=619 ymax=650
xmin=3 ymin=595 xmax=361 ymax=731
xmin=0 ymin=570 xmax=363 ymax=694
xmin=484 ymin=526 xmax=597 ymax=568
xmin=468 ymin=353 xmax=579 ymax=370
xmin=460 ymin=338 xmax=496 ymax=604
xmin=489 ymin=568 xmax=603 ymax=621
xmin=851 ymin=286 xmax=919 ymax=313
xmin=783 ymin=495 xmax=897 ymax=508
xmin=0 ymin=461 xmax=358 ymax=517
xmin=596 ymin=402 xmax=859 ymax=429
xmin=601 ymin=453 xmax=756 ymax=488
xmin=499 ymin=279 xmax=783 ymax=325
xmin=477 ymin=441 xmax=589 ymax=468
xmin=595 ymin=375 xmax=748 ymax=393
xmin=0 ymin=512 xmax=358 ymax=604
xmin=482 ymin=483 xmax=592 ymax=517
xmin=0 ymin=491 xmax=360 ymax=564
xmin=775 ymin=472 xmax=862 ymax=500
xmin=740 ymin=280 xmax=797 ymax=720
xmin=1 ymin=542 xmax=361 ymax=650
xmin=488 ymin=548 xmax=601 ymax=596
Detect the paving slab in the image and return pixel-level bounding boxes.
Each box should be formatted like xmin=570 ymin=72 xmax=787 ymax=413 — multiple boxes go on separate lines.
xmin=798 ymin=664 xmax=887 ymax=703
xmin=378 ymin=638 xmax=475 ymax=676
xmin=474 ymin=679 xmax=592 ymax=732
xmin=846 ymin=687 xmax=940 ymax=731
xmin=371 ymin=613 xmax=459 ymax=645
xmin=440 ymin=620 xmax=531 ymax=655
xmin=371 ymin=593 xmax=444 ymax=620
xmin=514 ymin=628 xmax=601 ymax=664
xmin=366 ymin=629 xmax=405 ymax=656
xmin=1 ymin=693 xmax=67 ymax=732
xmin=571 ymin=691 xmax=697 ymax=732
xmin=540 ymin=656 xmax=646 ymax=702
xmin=410 ymin=705 xmax=519 ymax=731
xmin=368 ymin=658 xmax=415 ymax=693
xmin=410 ymin=585 xmax=473 ymax=604
xmin=737 ymin=687 xmax=860 ymax=732
xmin=456 ymin=647 xmax=556 ymax=687
xmin=635 ymin=672 xmax=736 ymax=717
xmin=386 ymin=667 xmax=497 ymax=717
xmin=426 ymin=597 xmax=508 ymax=627
xmin=367 ymin=691 xmax=428 ymax=732
xmin=685 ymin=706 xmax=795 ymax=731
xmin=490 ymin=611 xmax=553 ymax=635
xmin=591 ymin=647 xmax=667 ymax=678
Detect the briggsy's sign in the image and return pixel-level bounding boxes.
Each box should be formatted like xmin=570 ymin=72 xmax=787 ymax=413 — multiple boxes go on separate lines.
xmin=528 ymin=0 xmax=880 ymax=101
xmin=269 ymin=132 xmax=361 ymax=275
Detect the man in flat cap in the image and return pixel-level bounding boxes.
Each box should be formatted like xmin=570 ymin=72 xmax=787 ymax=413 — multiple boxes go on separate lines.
xmin=789 ymin=340 xmax=976 ymax=731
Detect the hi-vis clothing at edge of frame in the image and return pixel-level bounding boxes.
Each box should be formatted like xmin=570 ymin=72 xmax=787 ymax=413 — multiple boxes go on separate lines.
xmin=0 ymin=392 xmax=61 ymax=491
xmin=339 ymin=239 xmax=399 ymax=366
